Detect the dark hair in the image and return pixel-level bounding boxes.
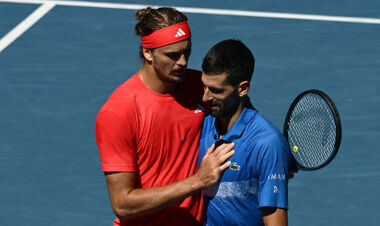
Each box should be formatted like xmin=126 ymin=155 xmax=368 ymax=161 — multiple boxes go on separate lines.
xmin=135 ymin=7 xmax=188 ymax=58
xmin=202 ymin=39 xmax=255 ymax=86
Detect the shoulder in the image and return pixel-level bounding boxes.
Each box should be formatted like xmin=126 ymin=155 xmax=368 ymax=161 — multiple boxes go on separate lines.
xmin=202 ymin=115 xmax=215 ymax=133
xmin=110 ymin=73 xmax=141 ymax=99
xmin=245 ymin=111 xmax=288 ymax=150
xmin=98 ymin=73 xmax=141 ymax=119
xmin=250 ymin=111 xmax=282 ymax=137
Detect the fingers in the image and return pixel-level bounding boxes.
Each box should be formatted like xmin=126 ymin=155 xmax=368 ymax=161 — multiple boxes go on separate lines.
xmin=220 ymin=148 xmax=235 ymax=162
xmin=219 ymin=160 xmax=232 ymax=171
xmin=213 ymin=143 xmax=235 ymax=159
xmin=197 ymin=142 xmax=235 ymax=188
xmin=205 ymin=142 xmax=235 ymax=168
xmin=205 ymin=142 xmax=234 ymax=157
xmin=205 ymin=143 xmax=215 ymax=155
xmin=213 ymin=142 xmax=234 ymax=154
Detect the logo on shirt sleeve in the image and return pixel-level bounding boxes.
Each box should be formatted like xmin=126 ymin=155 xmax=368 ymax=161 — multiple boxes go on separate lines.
xmin=267 ymin=174 xmax=286 ymax=180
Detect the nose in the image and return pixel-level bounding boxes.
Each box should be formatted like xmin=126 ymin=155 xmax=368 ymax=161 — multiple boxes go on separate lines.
xmin=176 ymin=53 xmax=187 ymax=67
xmin=202 ymin=88 xmax=213 ymax=103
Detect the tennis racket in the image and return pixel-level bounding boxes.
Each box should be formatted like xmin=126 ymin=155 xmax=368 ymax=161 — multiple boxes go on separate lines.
xmin=283 ymin=89 xmax=342 ymax=171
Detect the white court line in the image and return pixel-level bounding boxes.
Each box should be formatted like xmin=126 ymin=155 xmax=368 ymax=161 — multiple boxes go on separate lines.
xmin=1 ymin=0 xmax=380 ymax=24
xmin=0 ymin=2 xmax=55 ymax=53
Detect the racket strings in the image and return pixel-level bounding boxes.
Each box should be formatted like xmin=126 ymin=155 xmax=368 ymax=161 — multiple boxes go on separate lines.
xmin=287 ymin=94 xmax=337 ymax=168
xmin=294 ymin=98 xmax=333 ymax=162
xmin=294 ymin=97 xmax=335 ymax=165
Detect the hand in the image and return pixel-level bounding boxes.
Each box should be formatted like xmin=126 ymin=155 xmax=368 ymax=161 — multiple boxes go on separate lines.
xmin=195 ymin=143 xmax=235 ymax=189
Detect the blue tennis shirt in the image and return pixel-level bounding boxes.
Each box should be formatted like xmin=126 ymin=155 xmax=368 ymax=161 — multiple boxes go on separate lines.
xmin=198 ymin=105 xmax=293 ymax=226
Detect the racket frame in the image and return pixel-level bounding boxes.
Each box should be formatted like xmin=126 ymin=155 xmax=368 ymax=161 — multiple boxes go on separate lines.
xmin=283 ymin=89 xmax=342 ymax=171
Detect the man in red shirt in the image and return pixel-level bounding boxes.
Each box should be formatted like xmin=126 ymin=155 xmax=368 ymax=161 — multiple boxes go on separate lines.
xmin=95 ymin=7 xmax=235 ymax=226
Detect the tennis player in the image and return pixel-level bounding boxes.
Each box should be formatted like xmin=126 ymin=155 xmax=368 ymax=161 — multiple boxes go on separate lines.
xmin=198 ymin=39 xmax=294 ymax=225
xmin=95 ymin=7 xmax=234 ymax=226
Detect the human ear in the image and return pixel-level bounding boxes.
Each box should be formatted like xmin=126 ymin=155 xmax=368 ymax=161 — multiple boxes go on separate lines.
xmin=238 ymin=81 xmax=250 ymax=97
xmin=142 ymin=48 xmax=153 ymax=62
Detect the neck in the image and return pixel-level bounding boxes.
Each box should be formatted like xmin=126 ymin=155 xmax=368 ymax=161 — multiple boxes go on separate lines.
xmin=138 ymin=64 xmax=177 ymax=94
xmin=217 ymin=100 xmax=244 ymax=138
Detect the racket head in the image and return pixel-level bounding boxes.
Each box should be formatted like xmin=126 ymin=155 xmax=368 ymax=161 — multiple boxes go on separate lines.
xmin=283 ymin=89 xmax=342 ymax=171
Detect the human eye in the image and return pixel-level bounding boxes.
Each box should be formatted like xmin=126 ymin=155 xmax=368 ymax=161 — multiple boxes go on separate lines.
xmin=209 ymin=87 xmax=223 ymax=94
xmin=166 ymin=52 xmax=180 ymax=60
xmin=183 ymin=48 xmax=191 ymax=58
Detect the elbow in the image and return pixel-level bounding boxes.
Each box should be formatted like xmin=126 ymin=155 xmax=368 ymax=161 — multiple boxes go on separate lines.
xmin=111 ymin=202 xmax=143 ymax=220
xmin=109 ymin=190 xmax=140 ymax=220
xmin=112 ymin=206 xmax=136 ymax=220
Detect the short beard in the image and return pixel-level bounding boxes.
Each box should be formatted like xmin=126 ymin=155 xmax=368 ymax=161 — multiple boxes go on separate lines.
xmin=210 ymin=108 xmax=223 ymax=118
xmin=210 ymin=90 xmax=241 ymax=119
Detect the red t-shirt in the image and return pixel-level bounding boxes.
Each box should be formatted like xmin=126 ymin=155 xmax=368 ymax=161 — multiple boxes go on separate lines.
xmin=95 ymin=69 xmax=205 ymax=226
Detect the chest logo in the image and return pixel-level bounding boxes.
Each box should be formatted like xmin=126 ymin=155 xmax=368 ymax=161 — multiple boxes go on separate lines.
xmin=230 ymin=162 xmax=240 ymax=171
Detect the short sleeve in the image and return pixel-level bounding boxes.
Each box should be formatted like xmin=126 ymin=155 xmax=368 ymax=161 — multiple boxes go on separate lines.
xmin=95 ymin=109 xmax=137 ymax=172
xmin=256 ymin=135 xmax=291 ymax=209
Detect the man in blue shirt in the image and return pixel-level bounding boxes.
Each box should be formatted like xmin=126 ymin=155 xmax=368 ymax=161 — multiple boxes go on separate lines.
xmin=198 ymin=39 xmax=293 ymax=225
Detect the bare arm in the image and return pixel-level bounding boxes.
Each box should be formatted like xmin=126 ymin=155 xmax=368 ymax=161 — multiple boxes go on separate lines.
xmin=261 ymin=207 xmax=288 ymax=226
xmin=105 ymin=143 xmax=235 ymax=220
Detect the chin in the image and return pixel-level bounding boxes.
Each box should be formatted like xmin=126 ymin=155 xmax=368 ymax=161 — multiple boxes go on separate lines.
xmin=169 ymin=74 xmax=185 ymax=83
xmin=210 ymin=110 xmax=223 ymax=118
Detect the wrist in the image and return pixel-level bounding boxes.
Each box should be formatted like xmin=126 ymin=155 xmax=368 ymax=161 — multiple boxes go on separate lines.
xmin=190 ymin=172 xmax=205 ymax=191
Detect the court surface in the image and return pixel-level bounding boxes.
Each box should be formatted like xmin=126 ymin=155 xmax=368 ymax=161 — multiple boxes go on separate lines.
xmin=1 ymin=0 xmax=380 ymax=225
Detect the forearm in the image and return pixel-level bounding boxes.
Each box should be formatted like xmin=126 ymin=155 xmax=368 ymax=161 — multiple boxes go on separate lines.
xmin=106 ymin=143 xmax=234 ymax=220
xmin=107 ymin=172 xmax=205 ymax=220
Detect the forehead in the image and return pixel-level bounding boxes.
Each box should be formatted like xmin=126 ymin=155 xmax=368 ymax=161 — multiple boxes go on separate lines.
xmin=201 ymin=72 xmax=229 ymax=87
xmin=156 ymin=39 xmax=191 ymax=52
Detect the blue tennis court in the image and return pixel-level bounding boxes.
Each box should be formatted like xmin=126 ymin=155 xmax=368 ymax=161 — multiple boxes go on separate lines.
xmin=1 ymin=0 xmax=379 ymax=225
